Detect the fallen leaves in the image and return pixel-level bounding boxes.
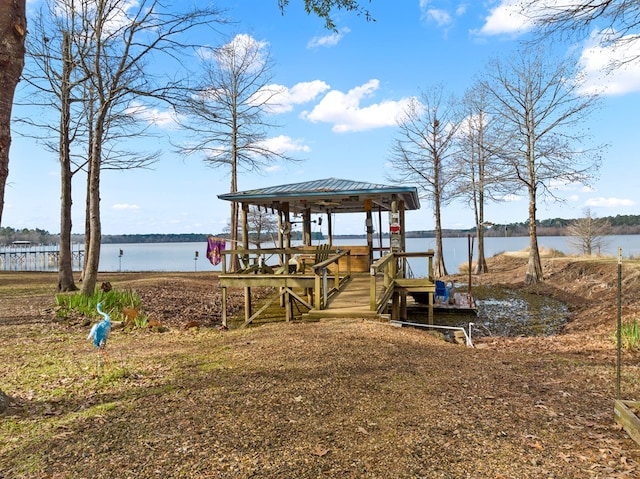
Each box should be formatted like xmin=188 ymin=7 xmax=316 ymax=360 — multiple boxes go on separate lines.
xmin=2 ymin=263 xmax=640 ymax=478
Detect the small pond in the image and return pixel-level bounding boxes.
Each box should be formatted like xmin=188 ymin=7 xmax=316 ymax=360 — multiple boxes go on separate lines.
xmin=472 ymin=284 xmax=569 ymax=337
xmin=407 ymin=284 xmax=569 ymax=338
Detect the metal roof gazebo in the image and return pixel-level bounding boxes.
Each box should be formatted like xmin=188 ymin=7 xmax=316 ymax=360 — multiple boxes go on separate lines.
xmin=218 ymin=177 xmax=420 ymax=252
xmin=216 ymin=178 xmax=436 ymax=326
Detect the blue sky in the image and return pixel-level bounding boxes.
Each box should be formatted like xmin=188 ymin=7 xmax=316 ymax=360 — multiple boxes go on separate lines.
xmin=5 ymin=0 xmax=640 ymax=236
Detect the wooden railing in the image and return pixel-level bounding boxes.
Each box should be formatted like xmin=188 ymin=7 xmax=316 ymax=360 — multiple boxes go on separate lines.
xmin=219 ymin=247 xmax=352 ymax=311
xmin=312 ymin=249 xmax=351 ymax=309
xmin=369 ymin=250 xmax=435 ymax=313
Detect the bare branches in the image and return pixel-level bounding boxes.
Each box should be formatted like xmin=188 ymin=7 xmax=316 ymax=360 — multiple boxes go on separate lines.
xmin=567 ymin=207 xmax=612 ymax=255
xmin=481 ymin=46 xmax=603 ymax=283
xmin=519 ymin=0 xmax=640 ymax=66
xmin=176 ymin=34 xmax=298 ymax=174
xmin=387 ymin=84 xmax=459 ymax=277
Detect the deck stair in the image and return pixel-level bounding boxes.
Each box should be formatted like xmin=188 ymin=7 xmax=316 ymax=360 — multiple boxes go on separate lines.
xmin=303 ymin=273 xmax=389 ymax=320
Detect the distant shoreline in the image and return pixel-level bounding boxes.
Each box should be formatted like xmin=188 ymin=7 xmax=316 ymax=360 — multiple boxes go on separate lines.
xmin=3 ymin=215 xmax=640 ymax=245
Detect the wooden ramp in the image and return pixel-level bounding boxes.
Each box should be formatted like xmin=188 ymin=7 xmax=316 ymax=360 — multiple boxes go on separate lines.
xmin=303 ymin=273 xmax=388 ymax=320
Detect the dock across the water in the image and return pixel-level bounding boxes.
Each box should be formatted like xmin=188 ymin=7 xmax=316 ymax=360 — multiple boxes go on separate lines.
xmin=0 ymin=243 xmax=84 ymax=271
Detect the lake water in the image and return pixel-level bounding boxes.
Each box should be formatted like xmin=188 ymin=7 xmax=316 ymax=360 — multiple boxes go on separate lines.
xmin=2 ymin=235 xmax=639 ymax=274
xmin=87 ymin=234 xmax=640 ymax=275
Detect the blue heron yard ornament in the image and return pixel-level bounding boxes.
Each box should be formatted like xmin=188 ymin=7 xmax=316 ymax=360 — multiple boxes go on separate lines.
xmin=88 ymin=302 xmax=112 ymax=364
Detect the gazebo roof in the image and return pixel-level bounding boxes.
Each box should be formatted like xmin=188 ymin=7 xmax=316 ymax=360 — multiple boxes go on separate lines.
xmin=218 ymin=178 xmax=420 ymax=214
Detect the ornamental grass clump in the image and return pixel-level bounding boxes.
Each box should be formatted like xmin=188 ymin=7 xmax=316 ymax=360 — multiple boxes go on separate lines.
xmin=55 ymin=288 xmax=147 ymax=327
xmin=615 ymin=319 xmax=640 ymax=350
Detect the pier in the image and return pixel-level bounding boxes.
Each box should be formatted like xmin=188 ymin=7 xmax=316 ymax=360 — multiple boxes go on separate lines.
xmin=0 ymin=243 xmax=84 ymax=271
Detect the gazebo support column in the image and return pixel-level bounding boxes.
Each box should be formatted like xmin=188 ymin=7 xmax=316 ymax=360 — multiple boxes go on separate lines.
xmin=242 ymin=203 xmax=251 ymax=320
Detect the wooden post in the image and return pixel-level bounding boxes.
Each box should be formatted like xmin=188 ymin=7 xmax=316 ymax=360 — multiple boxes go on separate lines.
xmin=303 ymin=208 xmax=311 ymax=246
xmin=285 ymin=286 xmax=292 ymax=321
xmin=399 ymin=200 xmax=406 ymax=253
xmin=378 ymin=206 xmax=383 ymax=259
xmin=392 ymin=291 xmax=399 ymax=321
xmin=365 ymin=207 xmax=373 ymax=268
xmin=242 ymin=203 xmax=249 ymax=250
xmin=242 ymin=203 xmax=251 ymax=320
xmin=245 ymin=288 xmax=251 ymax=324
xmin=221 ymin=287 xmax=227 ymax=327
xmin=429 ymin=288 xmax=434 ymax=325
xmin=327 ymin=212 xmax=333 ymax=246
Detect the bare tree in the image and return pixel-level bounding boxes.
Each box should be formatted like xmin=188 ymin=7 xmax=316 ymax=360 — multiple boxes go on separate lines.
xmin=247 ymin=206 xmax=279 ymax=248
xmin=482 ymin=47 xmax=602 ymax=284
xmin=0 ymin=0 xmax=26 ymax=226
xmin=176 ymin=34 xmax=298 ymax=271
xmin=388 ymin=85 xmax=460 ymax=278
xmin=68 ymin=0 xmax=223 ymax=295
xmin=567 ymin=207 xmax=611 ymax=256
xmin=454 ymin=81 xmax=510 ymax=274
xmin=20 ymin=2 xmax=90 ymax=291
xmin=19 ymin=1 xmax=186 ymax=291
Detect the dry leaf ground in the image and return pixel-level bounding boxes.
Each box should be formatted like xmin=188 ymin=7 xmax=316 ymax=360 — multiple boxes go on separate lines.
xmin=1 ymin=252 xmax=640 ymax=478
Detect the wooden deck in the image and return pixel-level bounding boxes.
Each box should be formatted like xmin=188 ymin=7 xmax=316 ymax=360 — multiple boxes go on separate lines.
xmin=218 ymin=249 xmax=443 ymax=326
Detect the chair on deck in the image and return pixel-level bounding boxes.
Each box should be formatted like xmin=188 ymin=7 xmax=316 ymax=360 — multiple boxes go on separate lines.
xmin=435 ymin=280 xmax=449 ymax=302
xmin=298 ymin=244 xmax=332 ymax=273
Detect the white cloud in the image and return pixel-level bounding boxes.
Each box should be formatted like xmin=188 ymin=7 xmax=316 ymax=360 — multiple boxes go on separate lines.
xmin=576 ymin=32 xmax=640 ymax=96
xmin=425 ymin=8 xmax=452 ymax=28
xmin=501 ymin=194 xmax=522 ymax=202
xmin=585 ymin=197 xmax=636 ymax=208
xmin=254 ymin=80 xmax=331 ymax=114
xmin=476 ymin=0 xmax=532 ymax=36
xmin=206 ymin=34 xmax=270 ymax=75
xmin=301 ymin=79 xmax=413 ymax=133
xmin=125 ymin=101 xmax=180 ymax=128
xmin=112 ymin=203 xmax=140 ymax=211
xmin=307 ymin=27 xmax=350 ymax=48
xmin=456 ymin=4 xmax=469 ymax=16
xmin=258 ymin=135 xmax=311 ymax=155
xmin=420 ymin=1 xmax=467 ymax=30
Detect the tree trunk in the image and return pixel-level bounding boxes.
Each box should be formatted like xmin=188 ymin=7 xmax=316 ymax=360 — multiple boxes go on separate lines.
xmin=229 ymin=152 xmax=240 ymax=272
xmin=474 ymin=219 xmax=489 ymax=274
xmin=525 ymin=187 xmax=543 ymax=284
xmin=81 ymin=115 xmax=104 ymax=296
xmin=433 ymin=193 xmax=448 ymax=278
xmin=474 ymin=156 xmax=488 ymax=274
xmin=475 ymin=226 xmax=488 ymax=274
xmin=0 ymin=0 xmax=26 ymax=225
xmin=57 ymin=31 xmax=77 ymax=292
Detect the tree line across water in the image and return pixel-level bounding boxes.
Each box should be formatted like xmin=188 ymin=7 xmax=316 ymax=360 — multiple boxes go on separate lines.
xmin=2 ymin=214 xmax=639 ymax=245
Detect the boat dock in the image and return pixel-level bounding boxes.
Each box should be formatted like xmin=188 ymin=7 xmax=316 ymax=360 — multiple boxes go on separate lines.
xmin=0 ymin=243 xmax=84 ymax=271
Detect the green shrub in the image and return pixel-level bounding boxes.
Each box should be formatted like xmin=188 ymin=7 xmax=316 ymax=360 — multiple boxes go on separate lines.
xmin=614 ymin=319 xmax=640 ymax=350
xmin=55 ymin=288 xmax=146 ymax=326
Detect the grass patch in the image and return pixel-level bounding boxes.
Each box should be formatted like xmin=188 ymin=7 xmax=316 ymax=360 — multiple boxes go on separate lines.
xmin=55 ymin=287 xmax=150 ymax=327
xmin=615 ymin=319 xmax=640 ymax=350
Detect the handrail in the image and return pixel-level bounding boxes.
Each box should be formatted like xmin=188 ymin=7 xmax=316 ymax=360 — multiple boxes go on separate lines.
xmin=220 ymin=246 xmax=344 ymax=274
xmin=313 ymin=249 xmax=351 ymax=309
xmin=219 ymin=246 xmax=352 ymax=312
xmin=370 ymin=253 xmax=397 ymax=312
xmin=369 ymin=250 xmax=436 ymax=313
